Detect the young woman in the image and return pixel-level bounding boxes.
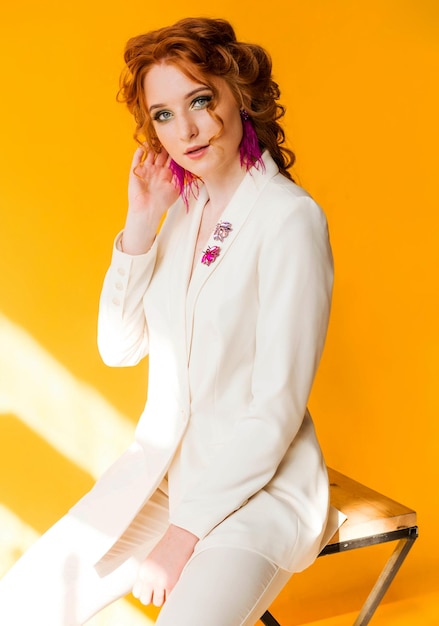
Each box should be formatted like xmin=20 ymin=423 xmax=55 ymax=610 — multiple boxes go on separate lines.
xmin=0 ymin=17 xmax=341 ymax=625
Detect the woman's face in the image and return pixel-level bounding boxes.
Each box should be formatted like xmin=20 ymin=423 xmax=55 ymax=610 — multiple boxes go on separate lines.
xmin=144 ymin=62 xmax=243 ymax=182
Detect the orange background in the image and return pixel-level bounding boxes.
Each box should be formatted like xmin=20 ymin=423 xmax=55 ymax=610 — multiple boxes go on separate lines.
xmin=1 ymin=1 xmax=438 ymax=624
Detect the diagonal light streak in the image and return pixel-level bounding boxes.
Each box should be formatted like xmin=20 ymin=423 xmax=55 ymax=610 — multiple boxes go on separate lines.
xmin=0 ymin=312 xmax=135 ymax=478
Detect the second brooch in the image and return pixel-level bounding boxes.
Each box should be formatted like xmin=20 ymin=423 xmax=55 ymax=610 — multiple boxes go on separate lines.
xmin=213 ymin=221 xmax=233 ymax=242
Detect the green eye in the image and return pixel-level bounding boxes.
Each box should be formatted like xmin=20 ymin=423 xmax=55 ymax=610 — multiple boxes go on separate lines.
xmin=154 ymin=110 xmax=173 ymax=123
xmin=192 ymin=95 xmax=212 ymax=109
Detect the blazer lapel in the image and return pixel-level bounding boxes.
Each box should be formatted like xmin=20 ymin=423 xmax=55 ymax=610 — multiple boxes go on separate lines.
xmin=165 ymin=186 xmax=209 ymax=409
xmin=186 ymin=153 xmax=279 ymax=356
xmin=168 ymin=185 xmax=210 ymax=298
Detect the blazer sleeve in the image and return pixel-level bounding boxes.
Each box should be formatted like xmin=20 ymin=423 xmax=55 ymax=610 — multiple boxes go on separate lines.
xmin=170 ymin=196 xmax=334 ymax=539
xmin=97 ymin=232 xmax=158 ymax=367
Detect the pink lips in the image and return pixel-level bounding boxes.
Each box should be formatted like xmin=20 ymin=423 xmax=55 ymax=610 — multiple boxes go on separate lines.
xmin=185 ymin=145 xmax=209 ymax=159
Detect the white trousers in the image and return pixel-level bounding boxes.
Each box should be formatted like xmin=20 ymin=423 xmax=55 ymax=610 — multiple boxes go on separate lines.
xmin=0 ymin=487 xmax=292 ymax=625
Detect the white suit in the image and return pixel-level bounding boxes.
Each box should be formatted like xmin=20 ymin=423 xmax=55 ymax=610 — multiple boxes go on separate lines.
xmin=72 ymin=151 xmax=338 ymax=574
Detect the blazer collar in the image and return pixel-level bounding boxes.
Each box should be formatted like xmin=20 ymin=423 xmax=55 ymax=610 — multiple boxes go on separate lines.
xmin=188 ymin=151 xmax=279 ymax=292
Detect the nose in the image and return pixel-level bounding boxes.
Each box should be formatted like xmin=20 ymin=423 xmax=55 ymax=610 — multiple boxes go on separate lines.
xmin=178 ymin=113 xmax=198 ymax=142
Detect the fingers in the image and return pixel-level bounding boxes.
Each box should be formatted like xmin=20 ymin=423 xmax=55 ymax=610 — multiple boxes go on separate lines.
xmin=131 ymin=145 xmax=170 ymax=168
xmin=132 ymin=561 xmax=169 ymax=607
xmin=152 ymin=588 xmax=166 ymax=607
xmin=132 ymin=579 xmax=152 ymax=605
xmin=155 ymin=149 xmax=171 ymax=169
xmin=132 ymin=579 xmax=167 ymax=607
xmin=131 ymin=146 xmax=147 ymax=170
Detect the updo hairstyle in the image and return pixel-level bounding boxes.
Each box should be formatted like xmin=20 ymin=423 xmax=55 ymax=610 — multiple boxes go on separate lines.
xmin=118 ymin=17 xmax=295 ymax=180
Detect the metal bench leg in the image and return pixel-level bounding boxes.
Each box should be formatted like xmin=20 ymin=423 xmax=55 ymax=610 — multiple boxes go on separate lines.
xmin=353 ymin=530 xmax=418 ymax=626
xmin=260 ymin=610 xmax=281 ymax=626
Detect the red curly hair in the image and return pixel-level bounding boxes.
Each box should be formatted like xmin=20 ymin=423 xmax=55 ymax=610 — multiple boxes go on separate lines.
xmin=118 ymin=17 xmax=295 ymax=180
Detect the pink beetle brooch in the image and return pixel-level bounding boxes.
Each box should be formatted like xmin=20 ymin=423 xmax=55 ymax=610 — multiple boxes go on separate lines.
xmin=201 ymin=245 xmax=221 ymax=266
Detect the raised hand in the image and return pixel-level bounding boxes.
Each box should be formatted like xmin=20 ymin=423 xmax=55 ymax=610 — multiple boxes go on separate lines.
xmin=128 ymin=147 xmax=179 ymax=214
xmin=122 ymin=147 xmax=180 ymax=255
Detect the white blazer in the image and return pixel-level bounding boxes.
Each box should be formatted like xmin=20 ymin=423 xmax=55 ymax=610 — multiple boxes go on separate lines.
xmin=71 ymin=152 xmax=340 ymax=574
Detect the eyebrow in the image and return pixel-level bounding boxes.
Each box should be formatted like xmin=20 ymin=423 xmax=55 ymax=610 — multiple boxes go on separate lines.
xmin=149 ymin=86 xmax=211 ymax=113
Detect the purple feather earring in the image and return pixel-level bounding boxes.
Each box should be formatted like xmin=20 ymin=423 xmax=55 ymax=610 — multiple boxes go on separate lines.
xmin=239 ymin=109 xmax=264 ymax=171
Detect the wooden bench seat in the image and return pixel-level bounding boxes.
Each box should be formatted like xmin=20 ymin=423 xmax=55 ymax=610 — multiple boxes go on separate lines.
xmin=260 ymin=468 xmax=418 ymax=626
